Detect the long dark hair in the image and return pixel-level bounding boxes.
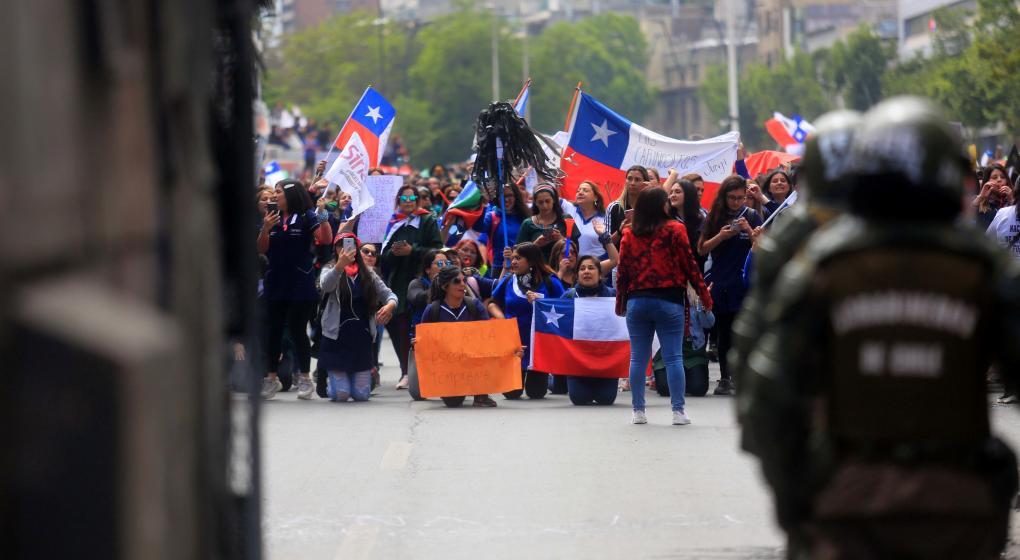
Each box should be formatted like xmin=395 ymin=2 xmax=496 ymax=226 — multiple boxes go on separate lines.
xmin=277 ymin=179 xmax=312 ymax=214
xmin=418 ymin=249 xmax=442 ymax=279
xmin=704 ymin=175 xmax=748 ymax=239
xmin=530 ymin=185 xmax=565 ymax=221
xmin=513 ymin=242 xmax=555 ymax=286
xmin=763 ymin=169 xmax=794 ymax=200
xmin=331 ymin=236 xmax=378 ymax=312
xmin=428 ymin=266 xmax=463 ymax=303
xmin=499 ymin=180 xmax=531 ymax=217
xmin=679 ymin=179 xmax=703 ymax=230
xmin=631 ymin=187 xmax=669 ymax=237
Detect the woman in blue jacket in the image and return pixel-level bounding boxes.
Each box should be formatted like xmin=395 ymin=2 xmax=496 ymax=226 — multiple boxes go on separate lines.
xmin=472 ymin=182 xmax=530 ymax=278
xmin=487 ymin=242 xmax=565 ymax=399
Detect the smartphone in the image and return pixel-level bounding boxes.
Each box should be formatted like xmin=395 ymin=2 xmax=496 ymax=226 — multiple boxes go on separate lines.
xmin=267 ymin=201 xmax=278 ymax=214
xmin=624 ymin=209 xmax=634 ymax=220
xmin=343 ymin=237 xmax=356 ymax=253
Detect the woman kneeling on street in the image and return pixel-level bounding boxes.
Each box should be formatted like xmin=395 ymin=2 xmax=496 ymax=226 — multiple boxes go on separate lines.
xmin=318 ymin=233 xmax=397 ymax=402
xmin=562 ymin=255 xmax=619 ymax=406
xmin=417 ymin=266 xmax=499 ymax=408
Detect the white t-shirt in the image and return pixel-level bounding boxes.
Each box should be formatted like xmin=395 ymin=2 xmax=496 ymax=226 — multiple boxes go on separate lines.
xmin=986 ymin=205 xmax=1020 ymax=260
xmin=560 ymin=199 xmax=607 ymax=258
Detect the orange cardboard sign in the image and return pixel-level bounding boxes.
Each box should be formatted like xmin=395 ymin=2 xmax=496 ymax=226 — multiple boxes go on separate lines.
xmin=415 ymin=319 xmax=523 ymax=398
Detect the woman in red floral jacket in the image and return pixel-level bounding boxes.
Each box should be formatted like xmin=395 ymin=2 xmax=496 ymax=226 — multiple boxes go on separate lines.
xmin=616 ymin=187 xmax=712 ymax=426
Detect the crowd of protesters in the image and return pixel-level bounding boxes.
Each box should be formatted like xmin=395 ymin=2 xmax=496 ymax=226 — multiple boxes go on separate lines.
xmin=253 ymin=135 xmax=1019 ymax=422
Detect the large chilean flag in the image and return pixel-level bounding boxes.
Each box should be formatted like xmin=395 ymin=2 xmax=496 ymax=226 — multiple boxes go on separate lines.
xmin=530 ymin=297 xmax=630 ymax=379
xmin=559 ymin=92 xmax=739 ymax=209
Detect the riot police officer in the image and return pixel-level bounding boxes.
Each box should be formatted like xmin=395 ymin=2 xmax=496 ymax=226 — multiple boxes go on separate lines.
xmin=742 ymin=96 xmax=1020 ymax=559
xmin=732 ymin=110 xmax=862 ymax=445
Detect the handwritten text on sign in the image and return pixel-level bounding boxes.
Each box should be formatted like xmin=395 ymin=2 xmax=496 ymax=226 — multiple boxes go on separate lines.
xmin=415 ymin=319 xmax=522 ymax=398
xmin=355 ymin=175 xmax=404 ymax=243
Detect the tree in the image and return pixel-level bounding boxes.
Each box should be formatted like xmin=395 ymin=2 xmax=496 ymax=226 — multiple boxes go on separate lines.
xmin=263 ymin=11 xmax=409 ymax=124
xmin=403 ymin=6 xmax=523 ymax=166
xmin=824 ymin=25 xmax=896 ymax=111
xmin=699 ymin=51 xmax=829 ymax=149
xmin=528 ymin=13 xmax=655 ymax=134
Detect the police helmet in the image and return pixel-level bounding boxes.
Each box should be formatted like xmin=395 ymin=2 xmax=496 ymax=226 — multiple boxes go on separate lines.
xmin=848 ymin=96 xmax=969 ymax=221
xmin=799 ymin=110 xmax=862 ymax=209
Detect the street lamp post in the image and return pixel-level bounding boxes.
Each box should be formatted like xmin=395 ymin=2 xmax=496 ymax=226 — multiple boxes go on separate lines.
xmin=373 ymin=17 xmax=387 ymax=93
xmin=491 ymin=9 xmax=500 ymax=102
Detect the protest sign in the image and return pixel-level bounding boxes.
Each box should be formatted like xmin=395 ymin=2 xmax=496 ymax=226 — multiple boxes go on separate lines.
xmin=415 ymin=319 xmax=523 ymax=398
xmin=355 ymin=175 xmax=403 ymax=243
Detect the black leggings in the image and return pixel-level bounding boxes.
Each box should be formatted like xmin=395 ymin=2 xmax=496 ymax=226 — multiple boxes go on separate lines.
xmin=715 ymin=310 xmax=737 ymax=381
xmin=385 ymin=311 xmax=411 ymax=377
xmin=265 ymin=300 xmax=316 ymax=375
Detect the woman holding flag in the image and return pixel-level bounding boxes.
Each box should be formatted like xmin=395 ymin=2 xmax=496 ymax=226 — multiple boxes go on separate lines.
xmin=472 ymin=181 xmax=530 ymax=279
xmin=561 ymin=255 xmax=620 ymax=406
xmin=381 ymin=184 xmax=443 ymax=390
xmin=487 ymin=242 xmax=566 ymax=399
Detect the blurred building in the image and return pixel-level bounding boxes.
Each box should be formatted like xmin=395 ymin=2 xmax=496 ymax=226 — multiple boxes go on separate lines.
xmin=897 ymin=0 xmax=975 ymax=59
xmin=757 ymin=0 xmax=897 ymax=69
xmin=278 ymin=0 xmax=380 ymax=34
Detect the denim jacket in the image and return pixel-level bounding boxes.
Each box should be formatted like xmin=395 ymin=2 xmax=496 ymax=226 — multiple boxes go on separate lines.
xmin=688 ymin=299 xmax=715 ymax=350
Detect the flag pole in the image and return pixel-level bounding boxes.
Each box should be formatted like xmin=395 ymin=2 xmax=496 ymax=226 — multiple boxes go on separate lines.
xmin=562 ymin=82 xmax=583 ymax=132
xmin=513 ymin=77 xmax=531 ymax=108
xmin=323 ymin=86 xmax=372 ymax=175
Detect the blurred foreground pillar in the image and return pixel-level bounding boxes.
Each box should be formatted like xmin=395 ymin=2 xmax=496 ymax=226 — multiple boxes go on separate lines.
xmin=1 ymin=1 xmax=263 ymax=558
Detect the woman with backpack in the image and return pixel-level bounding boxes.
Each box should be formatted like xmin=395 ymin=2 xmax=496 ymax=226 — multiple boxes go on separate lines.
xmin=417 ymin=266 xmax=498 ymax=408
xmin=318 ymin=233 xmax=397 ymax=402
xmin=487 ymin=242 xmax=565 ymax=399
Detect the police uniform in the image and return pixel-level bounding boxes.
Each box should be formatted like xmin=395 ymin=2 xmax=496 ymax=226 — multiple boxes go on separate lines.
xmin=741 ymin=97 xmax=1020 ymax=559
xmin=732 ymin=110 xmax=862 ymax=451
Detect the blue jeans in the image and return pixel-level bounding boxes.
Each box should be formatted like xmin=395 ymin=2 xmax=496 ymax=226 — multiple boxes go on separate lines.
xmin=566 ymin=376 xmax=618 ymax=405
xmin=626 ymin=297 xmax=686 ymax=412
xmin=327 ymin=369 xmax=371 ymax=402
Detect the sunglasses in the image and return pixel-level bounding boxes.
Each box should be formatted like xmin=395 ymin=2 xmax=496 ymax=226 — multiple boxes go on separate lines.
xmin=399 ymin=195 xmax=418 ymax=202
xmin=360 ymin=249 xmax=376 ymax=257
xmin=449 ymin=277 xmax=464 ymax=285
xmin=435 ymin=260 xmax=451 ymax=268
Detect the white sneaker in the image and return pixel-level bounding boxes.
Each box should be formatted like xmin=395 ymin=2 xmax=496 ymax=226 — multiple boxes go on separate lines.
xmin=261 ymin=377 xmax=283 ymax=399
xmin=632 ymin=410 xmax=648 ymax=424
xmin=296 ymin=376 xmax=315 ymax=400
xmin=672 ymin=410 xmax=691 ymax=425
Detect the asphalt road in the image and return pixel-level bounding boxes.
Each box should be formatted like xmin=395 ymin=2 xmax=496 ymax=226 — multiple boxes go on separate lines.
xmin=261 ymin=335 xmax=1020 ymax=560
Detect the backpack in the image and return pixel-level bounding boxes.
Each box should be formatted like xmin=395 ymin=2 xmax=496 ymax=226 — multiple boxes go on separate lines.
xmin=426 ymin=296 xmax=482 ymax=322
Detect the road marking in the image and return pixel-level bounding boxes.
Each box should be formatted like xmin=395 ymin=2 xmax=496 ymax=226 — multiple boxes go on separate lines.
xmin=334 ymin=524 xmax=379 ymax=560
xmin=380 ymin=441 xmax=413 ymax=471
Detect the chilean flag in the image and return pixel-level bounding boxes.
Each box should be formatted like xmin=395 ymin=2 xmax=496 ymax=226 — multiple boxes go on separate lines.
xmin=514 ymin=78 xmax=531 ymax=116
xmin=765 ymin=112 xmax=814 ymax=155
xmin=333 ymin=86 xmax=395 ymax=167
xmin=325 ymin=87 xmax=395 ymax=212
xmin=559 ymin=92 xmax=739 ymax=210
xmin=530 ymin=297 xmax=630 ymax=379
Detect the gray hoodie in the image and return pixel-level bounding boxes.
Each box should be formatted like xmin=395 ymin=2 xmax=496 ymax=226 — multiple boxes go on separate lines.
xmin=319 ymin=264 xmax=397 ymax=341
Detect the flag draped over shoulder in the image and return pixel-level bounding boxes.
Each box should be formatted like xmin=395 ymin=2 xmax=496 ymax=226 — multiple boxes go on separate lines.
xmin=530 ymin=297 xmax=630 ymax=379
xmin=558 ymin=92 xmax=739 ymax=209
xmin=325 ymin=86 xmax=396 ymax=215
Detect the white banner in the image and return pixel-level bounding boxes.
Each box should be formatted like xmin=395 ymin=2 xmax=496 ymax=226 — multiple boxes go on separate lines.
xmin=325 ymin=132 xmax=374 ymax=216
xmin=622 ymin=129 xmax=740 ymax=184
xmin=356 ymin=175 xmax=404 ymax=243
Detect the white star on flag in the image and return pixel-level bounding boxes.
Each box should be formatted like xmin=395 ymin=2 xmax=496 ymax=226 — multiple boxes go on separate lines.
xmin=542 ymin=306 xmax=565 ymax=327
xmin=365 ymin=106 xmax=383 ymax=124
xmin=590 ymin=119 xmax=617 ymax=147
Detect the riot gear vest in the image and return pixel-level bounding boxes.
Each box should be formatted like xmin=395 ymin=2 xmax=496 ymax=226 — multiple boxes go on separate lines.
xmin=815 ymin=246 xmax=994 ymax=445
